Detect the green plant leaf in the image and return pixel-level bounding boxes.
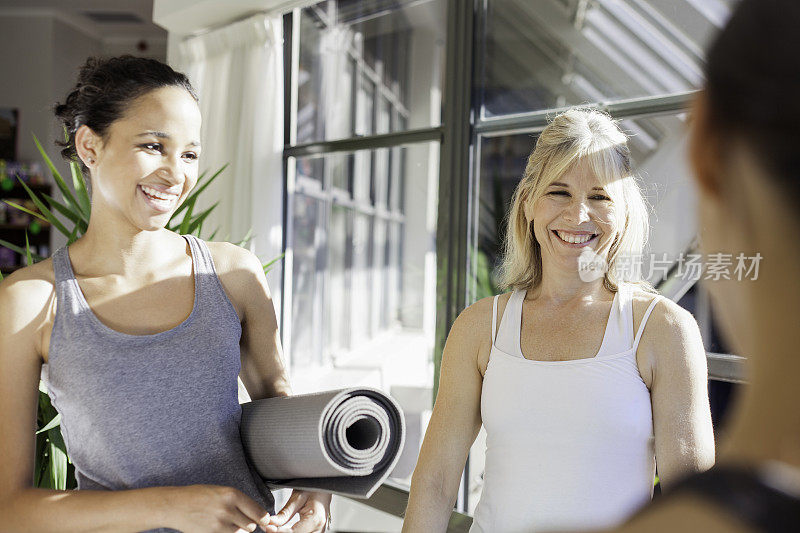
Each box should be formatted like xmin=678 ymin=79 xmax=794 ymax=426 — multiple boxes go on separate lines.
xmin=0 ymin=238 xmax=45 ymax=261
xmin=3 ymin=200 xmax=49 ymax=224
xmin=42 ymin=193 xmax=83 ymax=228
xmin=48 ymin=437 xmax=68 ymax=490
xmin=24 ymin=232 xmax=33 ymax=266
xmin=33 ymin=134 xmax=84 ymax=218
xmin=208 ymin=228 xmax=220 ymax=241
xmin=36 ymin=413 xmax=61 ymax=434
xmin=262 ymin=253 xmax=285 ymax=274
xmin=186 ymin=202 xmax=219 ymax=235
xmin=34 ymin=432 xmax=46 ymax=486
xmin=67 ymin=220 xmax=81 ymax=245
xmin=178 ymin=196 xmax=197 ymax=234
xmin=15 ymin=179 xmax=72 ymax=236
xmin=171 ymin=164 xmax=228 ymax=220
xmin=70 ymin=160 xmax=91 ymax=217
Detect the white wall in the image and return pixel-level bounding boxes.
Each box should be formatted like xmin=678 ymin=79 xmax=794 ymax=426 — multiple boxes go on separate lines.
xmin=0 ymin=15 xmax=57 ymax=164
xmin=0 ymin=13 xmax=103 ymax=251
xmin=0 ymin=11 xmax=170 ymax=252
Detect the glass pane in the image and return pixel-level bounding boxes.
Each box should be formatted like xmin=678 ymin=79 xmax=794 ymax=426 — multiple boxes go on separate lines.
xmin=356 ymin=72 xmax=375 ymax=136
xmin=328 ymin=152 xmax=351 ymax=193
xmin=480 ymin=0 xmax=737 ymax=117
xmin=297 ymin=156 xmax=324 ymax=184
xmin=290 ymin=195 xmax=326 ymax=369
xmin=353 ymin=150 xmax=372 ymax=202
xmin=371 ymin=218 xmax=387 ymax=333
xmin=328 ymin=204 xmax=353 ymax=353
xmin=295 ymin=0 xmax=446 ymax=143
xmin=289 ymin=142 xmax=438 ymax=356
xmin=376 ymin=94 xmax=391 ymax=135
xmin=471 ymin=113 xmax=698 ymax=301
xmin=374 ymin=148 xmax=390 ymax=208
xmin=389 ymin=146 xmax=403 ymax=212
xmin=352 ymin=211 xmax=374 ymax=345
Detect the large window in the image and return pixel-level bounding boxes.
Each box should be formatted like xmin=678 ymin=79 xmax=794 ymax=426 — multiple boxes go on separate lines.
xmin=279 ymin=0 xmax=744 ymax=519
xmin=479 ymin=0 xmax=734 ymax=117
xmin=283 ymin=0 xmax=444 ymax=383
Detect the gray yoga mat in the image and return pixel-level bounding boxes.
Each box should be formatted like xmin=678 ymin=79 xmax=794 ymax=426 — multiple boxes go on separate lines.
xmin=240 ymin=388 xmax=406 ymax=498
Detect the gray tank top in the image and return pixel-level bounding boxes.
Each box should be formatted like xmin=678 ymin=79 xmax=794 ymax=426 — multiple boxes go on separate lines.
xmin=43 ymin=234 xmax=274 ymax=530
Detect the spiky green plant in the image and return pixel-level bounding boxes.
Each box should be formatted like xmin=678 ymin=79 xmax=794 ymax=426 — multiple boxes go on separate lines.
xmin=0 ymin=134 xmax=283 ymax=489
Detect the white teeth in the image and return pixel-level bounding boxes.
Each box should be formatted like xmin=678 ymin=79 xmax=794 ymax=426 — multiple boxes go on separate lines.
xmin=140 ymin=185 xmax=178 ymax=203
xmin=556 ymin=231 xmax=594 ymax=244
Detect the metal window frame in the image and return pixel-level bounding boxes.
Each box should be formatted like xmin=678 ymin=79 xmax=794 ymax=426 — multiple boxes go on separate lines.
xmin=282 ymin=1 xmax=446 ymax=370
xmin=281 ymin=0 xmax=747 ymax=523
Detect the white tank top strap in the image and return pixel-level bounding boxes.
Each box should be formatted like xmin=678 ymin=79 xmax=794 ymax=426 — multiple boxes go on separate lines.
xmin=494 ymin=289 xmax=525 ymax=358
xmin=633 ymin=294 xmax=663 ymax=352
xmin=618 ymin=283 xmax=635 ymax=346
xmin=491 ymin=294 xmax=499 ymax=344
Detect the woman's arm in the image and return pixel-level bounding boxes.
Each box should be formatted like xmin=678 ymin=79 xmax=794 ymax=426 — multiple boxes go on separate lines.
xmin=0 ymin=268 xmax=272 ymax=533
xmin=402 ymin=298 xmax=490 ymax=532
xmin=213 ymin=244 xmax=329 ymax=533
xmin=639 ymin=297 xmax=716 ymax=490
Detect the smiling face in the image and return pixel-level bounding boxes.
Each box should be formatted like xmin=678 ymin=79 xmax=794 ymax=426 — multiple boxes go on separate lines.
xmin=81 ymin=86 xmax=202 ymax=232
xmin=525 ymin=160 xmax=619 ymax=275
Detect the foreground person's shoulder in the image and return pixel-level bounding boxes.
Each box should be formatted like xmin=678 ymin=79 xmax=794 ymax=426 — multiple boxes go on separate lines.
xmin=611 ymin=493 xmax=753 ymax=533
xmin=204 ymin=240 xmax=263 ymax=277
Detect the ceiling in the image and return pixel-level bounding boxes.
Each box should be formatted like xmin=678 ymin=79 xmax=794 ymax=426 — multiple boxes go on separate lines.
xmin=0 ymin=0 xmax=166 ymax=41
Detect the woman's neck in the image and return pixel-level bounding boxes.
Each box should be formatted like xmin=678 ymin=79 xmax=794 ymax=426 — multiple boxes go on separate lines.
xmin=718 ymin=272 xmax=800 ymax=469
xmin=70 ymin=210 xmax=184 ymax=277
xmin=531 ymin=262 xmax=610 ymax=305
xmin=715 ymin=175 xmax=800 ymax=470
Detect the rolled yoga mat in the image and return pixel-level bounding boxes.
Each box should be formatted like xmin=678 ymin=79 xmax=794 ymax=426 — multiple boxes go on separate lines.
xmin=240 ymin=388 xmax=406 ymax=498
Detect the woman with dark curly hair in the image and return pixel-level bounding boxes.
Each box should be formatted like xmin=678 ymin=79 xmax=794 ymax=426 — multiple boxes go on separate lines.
xmin=0 ymin=56 xmax=329 ymax=533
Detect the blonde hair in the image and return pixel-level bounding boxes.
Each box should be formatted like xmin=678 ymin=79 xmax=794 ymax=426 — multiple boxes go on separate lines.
xmin=499 ymin=108 xmax=655 ymax=294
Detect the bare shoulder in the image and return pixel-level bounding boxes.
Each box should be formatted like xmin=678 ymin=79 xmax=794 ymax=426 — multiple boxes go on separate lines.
xmin=0 ymin=259 xmax=57 ymax=355
xmin=204 ymin=240 xmax=263 ymax=277
xmin=0 ymin=259 xmax=56 ymax=314
xmin=204 ymin=240 xmax=271 ymax=321
xmin=446 ymin=293 xmax=513 ymax=375
xmin=614 ymin=493 xmax=752 ymax=533
xmin=451 ymin=293 xmax=512 ymax=341
xmin=631 ymin=288 xmax=705 ymax=387
xmin=631 ymin=289 xmax=701 ymax=345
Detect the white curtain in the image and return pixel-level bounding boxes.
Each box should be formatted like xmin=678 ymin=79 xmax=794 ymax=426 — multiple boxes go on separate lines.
xmin=173 ymin=14 xmax=284 ymax=306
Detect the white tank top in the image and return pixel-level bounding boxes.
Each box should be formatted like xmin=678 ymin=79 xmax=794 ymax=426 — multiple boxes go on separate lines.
xmin=470 ymin=283 xmax=661 ymax=533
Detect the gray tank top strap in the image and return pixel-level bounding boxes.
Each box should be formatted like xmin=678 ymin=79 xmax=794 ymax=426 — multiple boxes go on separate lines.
xmin=183 ymin=234 xmax=214 ymax=275
xmin=51 ymin=246 xmax=74 ymax=284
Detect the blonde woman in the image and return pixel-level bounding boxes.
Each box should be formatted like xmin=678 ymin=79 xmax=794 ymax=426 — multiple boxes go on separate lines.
xmin=403 ymin=109 xmax=715 ymax=532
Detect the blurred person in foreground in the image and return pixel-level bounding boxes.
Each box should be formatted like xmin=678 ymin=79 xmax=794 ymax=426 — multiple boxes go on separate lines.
xmin=612 ymin=0 xmax=800 ymax=530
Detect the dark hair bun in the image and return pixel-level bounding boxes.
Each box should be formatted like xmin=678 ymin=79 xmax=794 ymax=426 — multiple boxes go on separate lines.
xmin=705 ymin=0 xmax=800 ymax=200
xmin=54 ymin=55 xmax=197 ymax=174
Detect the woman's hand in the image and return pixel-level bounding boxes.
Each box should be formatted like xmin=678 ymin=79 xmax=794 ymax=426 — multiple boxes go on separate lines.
xmin=161 ymin=484 xmax=271 ymax=533
xmin=265 ymin=490 xmax=331 ymax=532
